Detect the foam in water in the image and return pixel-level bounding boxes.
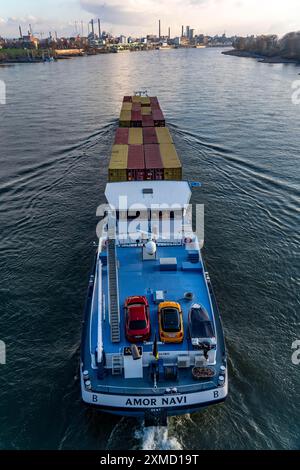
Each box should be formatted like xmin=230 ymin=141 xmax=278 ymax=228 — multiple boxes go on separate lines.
xmin=135 ymin=426 xmax=182 ymax=451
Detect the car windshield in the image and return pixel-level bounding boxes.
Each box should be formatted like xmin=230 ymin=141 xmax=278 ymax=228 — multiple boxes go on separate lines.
xmin=162 ymin=308 xmax=180 ymax=332
xmin=129 ymin=320 xmax=147 ymax=331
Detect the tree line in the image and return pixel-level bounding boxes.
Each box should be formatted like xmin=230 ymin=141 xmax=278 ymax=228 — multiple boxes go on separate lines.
xmin=233 ymin=31 xmax=300 ymax=60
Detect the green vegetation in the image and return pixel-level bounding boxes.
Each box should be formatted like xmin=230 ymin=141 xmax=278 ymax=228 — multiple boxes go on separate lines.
xmin=233 ymin=31 xmax=300 ymax=61
xmin=0 ymin=48 xmax=45 ymax=62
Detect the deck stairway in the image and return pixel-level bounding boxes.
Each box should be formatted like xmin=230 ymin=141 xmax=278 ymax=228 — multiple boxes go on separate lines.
xmin=107 ymin=214 xmax=121 ymax=343
xmin=112 ymin=354 xmax=123 ymax=375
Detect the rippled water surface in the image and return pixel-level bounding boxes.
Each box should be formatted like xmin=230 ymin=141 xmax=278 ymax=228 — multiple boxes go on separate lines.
xmin=0 ymin=48 xmax=299 ymax=450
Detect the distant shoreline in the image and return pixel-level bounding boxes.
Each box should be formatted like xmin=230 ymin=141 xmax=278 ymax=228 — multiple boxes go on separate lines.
xmin=222 ymin=49 xmax=300 ymax=65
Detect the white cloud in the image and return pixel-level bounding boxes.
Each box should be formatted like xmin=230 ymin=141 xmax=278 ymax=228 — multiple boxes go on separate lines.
xmin=0 ymin=0 xmax=298 ymax=38
xmin=0 ymin=15 xmax=79 ymax=38
xmin=79 ymin=0 xmax=300 ymax=36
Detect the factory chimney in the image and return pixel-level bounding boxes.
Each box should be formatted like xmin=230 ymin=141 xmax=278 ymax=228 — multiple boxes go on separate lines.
xmin=19 ymin=25 xmax=23 ymax=39
xmin=159 ymin=19 xmax=161 ymax=39
xmin=91 ymin=19 xmax=94 ymax=37
xmin=181 ymin=25 xmax=184 ymax=37
xmin=168 ymin=27 xmax=170 ymax=39
xmin=98 ymin=18 xmax=101 ymax=38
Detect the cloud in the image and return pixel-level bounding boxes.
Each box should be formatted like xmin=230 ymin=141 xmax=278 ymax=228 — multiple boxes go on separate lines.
xmin=0 ymin=0 xmax=298 ymax=38
xmin=79 ymin=0 xmax=215 ymax=26
xmin=0 ymin=15 xmax=78 ymax=38
xmin=5 ymin=15 xmax=39 ymax=26
xmin=79 ymin=0 xmax=298 ymax=37
xmin=80 ymin=1 xmax=147 ymax=26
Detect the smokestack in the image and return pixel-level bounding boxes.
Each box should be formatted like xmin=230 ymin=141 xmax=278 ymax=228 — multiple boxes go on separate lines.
xmin=91 ymin=19 xmax=94 ymax=37
xmin=98 ymin=18 xmax=101 ymax=38
xmin=19 ymin=25 xmax=23 ymax=38
xmin=181 ymin=25 xmax=184 ymax=37
xmin=29 ymin=24 xmax=33 ymax=35
xmin=159 ymin=19 xmax=161 ymax=39
xmin=168 ymin=27 xmax=170 ymax=39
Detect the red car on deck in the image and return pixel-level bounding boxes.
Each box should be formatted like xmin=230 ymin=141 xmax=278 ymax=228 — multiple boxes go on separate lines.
xmin=125 ymin=296 xmax=151 ymax=343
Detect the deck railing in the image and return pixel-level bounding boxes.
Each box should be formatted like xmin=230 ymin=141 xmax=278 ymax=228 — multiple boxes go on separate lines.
xmin=93 ymin=378 xmax=218 ymax=396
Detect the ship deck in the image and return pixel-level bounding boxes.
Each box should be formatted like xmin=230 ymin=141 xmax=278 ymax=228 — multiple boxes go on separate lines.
xmin=81 ymin=241 xmax=226 ymax=396
xmin=93 ymin=243 xmax=215 ymax=355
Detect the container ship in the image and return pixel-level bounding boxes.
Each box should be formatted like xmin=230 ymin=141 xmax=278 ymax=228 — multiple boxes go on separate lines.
xmin=81 ymin=94 xmax=228 ymax=425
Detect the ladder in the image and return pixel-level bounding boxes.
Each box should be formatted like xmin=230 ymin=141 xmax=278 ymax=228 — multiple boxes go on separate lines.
xmin=112 ymin=354 xmax=123 ymax=375
xmin=107 ymin=233 xmax=121 ymax=343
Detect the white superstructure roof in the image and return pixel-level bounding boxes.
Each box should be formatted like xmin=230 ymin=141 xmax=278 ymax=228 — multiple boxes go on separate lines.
xmin=105 ymin=181 xmax=192 ymax=210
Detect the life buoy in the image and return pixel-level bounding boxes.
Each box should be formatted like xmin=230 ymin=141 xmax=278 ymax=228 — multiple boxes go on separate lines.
xmin=184 ymin=237 xmax=193 ymax=244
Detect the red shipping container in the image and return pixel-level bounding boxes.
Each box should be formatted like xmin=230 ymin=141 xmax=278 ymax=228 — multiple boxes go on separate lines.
xmin=144 ymin=144 xmax=163 ymax=168
xmin=144 ymin=144 xmax=164 ymax=180
xmin=127 ymin=145 xmax=145 ymax=169
xmin=115 ymin=128 xmax=129 ymax=144
xmin=131 ymin=111 xmax=142 ymax=121
xmin=123 ymin=96 xmax=132 ymax=102
xmin=127 ymin=145 xmax=145 ymax=181
xmin=150 ymin=97 xmax=159 ymax=107
xmin=142 ymin=115 xmax=155 ymax=128
xmin=143 ymin=127 xmax=158 ymax=144
xmin=132 ymin=103 xmax=141 ymax=112
xmin=131 ymin=110 xmax=142 ymax=128
xmin=152 ymin=109 xmax=165 ymax=121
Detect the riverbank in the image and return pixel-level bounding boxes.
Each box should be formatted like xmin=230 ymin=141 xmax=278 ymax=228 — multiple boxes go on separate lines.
xmin=222 ymin=49 xmax=300 ymax=64
xmin=0 ymin=45 xmax=228 ymax=64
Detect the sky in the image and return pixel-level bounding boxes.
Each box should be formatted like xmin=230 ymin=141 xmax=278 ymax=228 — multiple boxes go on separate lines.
xmin=0 ymin=0 xmax=299 ymax=38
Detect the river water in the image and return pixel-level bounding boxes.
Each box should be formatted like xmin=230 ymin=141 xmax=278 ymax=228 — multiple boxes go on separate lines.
xmin=0 ymin=48 xmax=299 ymax=450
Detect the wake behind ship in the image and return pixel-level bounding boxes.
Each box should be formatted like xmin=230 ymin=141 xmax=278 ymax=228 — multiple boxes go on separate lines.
xmin=81 ymin=94 xmax=228 ymax=425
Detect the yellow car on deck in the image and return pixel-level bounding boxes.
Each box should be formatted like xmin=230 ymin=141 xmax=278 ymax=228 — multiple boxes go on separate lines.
xmin=158 ymin=301 xmax=184 ymax=343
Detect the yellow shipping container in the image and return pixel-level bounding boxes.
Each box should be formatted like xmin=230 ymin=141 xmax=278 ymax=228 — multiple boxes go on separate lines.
xmin=141 ymin=96 xmax=151 ymax=106
xmin=109 ymin=144 xmax=128 ymax=181
xmin=160 ymin=142 xmax=182 ymax=180
xmin=141 ymin=107 xmax=152 ymax=116
xmin=109 ymin=145 xmax=128 ymax=169
xmin=128 ymin=128 xmax=143 ymax=145
xmin=120 ymin=110 xmax=131 ymax=121
xmin=109 ymin=169 xmax=127 ymax=182
xmin=163 ymin=168 xmax=182 ymax=181
xmin=121 ymin=103 xmax=132 ymax=111
xmin=119 ymin=121 xmax=131 ymax=128
xmin=156 ymin=128 xmax=173 ymax=144
xmin=119 ymin=110 xmax=131 ymax=127
xmin=159 ymin=144 xmax=181 ymax=168
xmin=132 ymin=95 xmax=141 ymax=103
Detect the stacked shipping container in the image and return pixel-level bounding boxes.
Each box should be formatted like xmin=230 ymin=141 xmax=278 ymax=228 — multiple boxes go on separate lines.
xmin=144 ymin=144 xmax=164 ymax=181
xmin=119 ymin=96 xmax=165 ymax=128
xmin=109 ymin=145 xmax=128 ymax=182
xmin=109 ymin=96 xmax=182 ymax=182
